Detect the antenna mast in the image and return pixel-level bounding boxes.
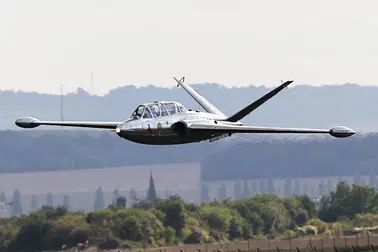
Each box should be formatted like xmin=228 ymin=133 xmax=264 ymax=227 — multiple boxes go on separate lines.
xmin=60 ymin=85 xmax=64 ymax=130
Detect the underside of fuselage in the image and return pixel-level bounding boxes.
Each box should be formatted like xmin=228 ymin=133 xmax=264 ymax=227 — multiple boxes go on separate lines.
xmin=116 ymin=127 xmax=218 ymax=145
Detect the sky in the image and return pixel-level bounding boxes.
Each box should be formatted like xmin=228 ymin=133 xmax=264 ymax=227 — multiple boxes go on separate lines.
xmin=0 ymin=0 xmax=377 ymax=95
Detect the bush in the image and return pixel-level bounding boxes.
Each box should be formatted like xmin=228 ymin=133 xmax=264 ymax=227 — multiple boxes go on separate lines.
xmin=98 ymin=238 xmax=120 ymax=250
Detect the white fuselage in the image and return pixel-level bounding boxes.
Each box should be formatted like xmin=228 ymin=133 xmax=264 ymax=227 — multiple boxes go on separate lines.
xmin=116 ymin=110 xmax=235 ymax=145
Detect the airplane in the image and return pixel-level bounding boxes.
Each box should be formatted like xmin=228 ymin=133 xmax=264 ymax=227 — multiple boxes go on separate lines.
xmin=15 ymin=77 xmax=356 ymax=145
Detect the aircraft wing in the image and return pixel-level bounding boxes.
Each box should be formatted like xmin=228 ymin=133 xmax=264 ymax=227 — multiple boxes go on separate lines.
xmin=15 ymin=117 xmax=121 ymax=129
xmin=185 ymin=121 xmax=356 ymax=138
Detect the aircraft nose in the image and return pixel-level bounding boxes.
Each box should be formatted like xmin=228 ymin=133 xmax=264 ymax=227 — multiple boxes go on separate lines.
xmin=115 ymin=126 xmax=122 ymax=134
xmin=115 ymin=122 xmax=133 ymax=136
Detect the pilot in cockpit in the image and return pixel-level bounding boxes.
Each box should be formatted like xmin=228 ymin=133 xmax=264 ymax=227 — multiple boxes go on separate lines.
xmin=143 ymin=108 xmax=152 ymax=118
xmin=149 ymin=104 xmax=160 ymax=118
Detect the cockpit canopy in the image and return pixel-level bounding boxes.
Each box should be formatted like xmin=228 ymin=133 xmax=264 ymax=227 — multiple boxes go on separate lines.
xmin=131 ymin=101 xmax=187 ymax=119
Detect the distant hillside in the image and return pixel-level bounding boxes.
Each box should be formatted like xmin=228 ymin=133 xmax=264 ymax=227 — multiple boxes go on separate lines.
xmin=201 ymin=132 xmax=378 ymax=181
xmin=1 ymin=83 xmax=377 ymax=131
xmin=0 ymin=130 xmax=376 ymax=181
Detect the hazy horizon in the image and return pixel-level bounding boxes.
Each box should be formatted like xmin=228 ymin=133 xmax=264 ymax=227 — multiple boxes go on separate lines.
xmin=1 ymin=0 xmax=377 ymax=95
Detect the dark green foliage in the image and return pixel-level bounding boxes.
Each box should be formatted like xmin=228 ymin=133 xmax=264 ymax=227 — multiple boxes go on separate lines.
xmin=296 ymin=195 xmax=317 ymax=218
xmin=154 ymin=196 xmax=187 ymax=235
xmin=294 ymin=208 xmax=309 ymax=226
xmin=183 ymin=227 xmax=206 ymax=244
xmin=115 ymin=196 xmax=127 ymax=208
xmin=318 ymin=181 xmax=378 ymax=222
xmin=98 ymin=239 xmax=120 ymax=250
xmin=1 ymin=182 xmax=378 ymax=251
xmin=9 ymin=221 xmax=53 ymax=251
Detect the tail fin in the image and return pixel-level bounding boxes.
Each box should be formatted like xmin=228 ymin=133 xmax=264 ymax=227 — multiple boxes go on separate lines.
xmin=173 ymin=77 xmax=226 ymax=116
xmin=225 ymin=80 xmax=294 ymax=122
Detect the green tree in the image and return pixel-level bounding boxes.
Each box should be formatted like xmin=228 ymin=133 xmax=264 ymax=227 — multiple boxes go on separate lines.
xmin=199 ymin=204 xmax=232 ymax=232
xmin=319 ymin=181 xmax=378 ymax=222
xmin=116 ymin=196 xmax=127 ymax=208
xmin=94 ymin=186 xmax=105 ymax=211
xmin=11 ymin=190 xmax=22 ymax=216
xmin=155 ymin=196 xmax=187 ymax=236
xmin=296 ymin=194 xmax=317 ymax=218
xmin=146 ymin=171 xmax=157 ymax=202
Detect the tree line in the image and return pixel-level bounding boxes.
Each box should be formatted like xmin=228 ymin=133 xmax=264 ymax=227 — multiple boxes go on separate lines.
xmin=1 ymin=181 xmax=378 ymax=251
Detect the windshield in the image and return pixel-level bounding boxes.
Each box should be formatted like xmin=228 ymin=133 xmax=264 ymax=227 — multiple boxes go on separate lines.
xmin=175 ymin=102 xmax=187 ymax=113
xmin=164 ymin=102 xmax=177 ymax=115
xmin=131 ymin=105 xmax=145 ymax=118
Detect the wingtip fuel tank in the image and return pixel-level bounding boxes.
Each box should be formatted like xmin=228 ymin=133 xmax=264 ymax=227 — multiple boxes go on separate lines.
xmin=329 ymin=126 xmax=356 ymax=138
xmin=15 ymin=117 xmax=41 ymax=128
